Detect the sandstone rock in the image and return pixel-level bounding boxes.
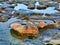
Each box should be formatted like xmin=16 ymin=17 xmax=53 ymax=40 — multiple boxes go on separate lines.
xmin=37 ymin=5 xmax=46 ymax=9
xmin=0 ymin=15 xmax=9 ymax=22
xmin=28 ymin=4 xmax=35 ymax=9
xmin=31 ymin=13 xmax=43 ymax=16
xmin=37 ymin=21 xmax=47 ymax=28
xmin=47 ymin=1 xmax=59 ymax=8
xmin=45 ymin=24 xmax=55 ymax=29
xmin=55 ymin=20 xmax=60 ymax=29
xmin=12 ymin=12 xmax=20 ymax=17
xmin=28 ymin=4 xmax=46 ymax=9
xmin=10 ymin=23 xmax=38 ymax=35
xmin=56 ymin=8 xmax=60 ymax=12
xmin=12 ymin=11 xmax=25 ymax=18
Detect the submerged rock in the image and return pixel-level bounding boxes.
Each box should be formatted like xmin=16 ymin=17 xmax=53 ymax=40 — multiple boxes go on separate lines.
xmin=17 ymin=9 xmax=33 ymax=16
xmin=40 ymin=28 xmax=60 ymax=42
xmin=49 ymin=33 xmax=60 ymax=45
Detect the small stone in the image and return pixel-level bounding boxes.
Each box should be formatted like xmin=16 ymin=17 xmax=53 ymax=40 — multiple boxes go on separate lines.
xmin=28 ymin=4 xmax=34 ymax=9
xmin=37 ymin=21 xmax=47 ymax=28
xmin=0 ymin=15 xmax=9 ymax=22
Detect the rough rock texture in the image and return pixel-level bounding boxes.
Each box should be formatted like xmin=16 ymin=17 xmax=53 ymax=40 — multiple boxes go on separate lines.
xmin=0 ymin=15 xmax=9 ymax=22
xmin=54 ymin=0 xmax=60 ymax=2
xmin=49 ymin=33 xmax=60 ymax=44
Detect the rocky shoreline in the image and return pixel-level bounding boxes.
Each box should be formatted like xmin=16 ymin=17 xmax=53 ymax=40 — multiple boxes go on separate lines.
xmin=0 ymin=1 xmax=60 ymax=45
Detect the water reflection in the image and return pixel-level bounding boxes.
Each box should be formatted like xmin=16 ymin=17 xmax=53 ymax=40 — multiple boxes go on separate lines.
xmin=10 ymin=29 xmax=37 ymax=40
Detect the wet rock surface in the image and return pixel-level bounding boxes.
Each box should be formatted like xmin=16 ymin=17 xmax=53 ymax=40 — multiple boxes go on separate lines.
xmin=0 ymin=15 xmax=9 ymax=22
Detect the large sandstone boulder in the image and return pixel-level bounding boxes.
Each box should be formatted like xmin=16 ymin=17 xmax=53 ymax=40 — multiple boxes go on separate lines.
xmin=10 ymin=23 xmax=38 ymax=35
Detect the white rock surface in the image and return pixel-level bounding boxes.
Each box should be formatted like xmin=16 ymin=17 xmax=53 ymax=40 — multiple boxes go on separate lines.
xmin=35 ymin=2 xmax=40 ymax=6
xmin=49 ymin=39 xmax=60 ymax=44
xmin=32 ymin=7 xmax=59 ymax=14
xmin=14 ymin=4 xmax=28 ymax=10
xmin=59 ymin=3 xmax=60 ymax=9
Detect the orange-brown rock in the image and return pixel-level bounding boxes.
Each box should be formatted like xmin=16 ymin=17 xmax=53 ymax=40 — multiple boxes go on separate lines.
xmin=45 ymin=24 xmax=55 ymax=29
xmin=21 ymin=17 xmax=30 ymax=21
xmin=10 ymin=23 xmax=23 ymax=30
xmin=26 ymin=25 xmax=38 ymax=35
xmin=37 ymin=21 xmax=47 ymax=28
xmin=10 ymin=23 xmax=38 ymax=35
xmin=55 ymin=20 xmax=60 ymax=28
